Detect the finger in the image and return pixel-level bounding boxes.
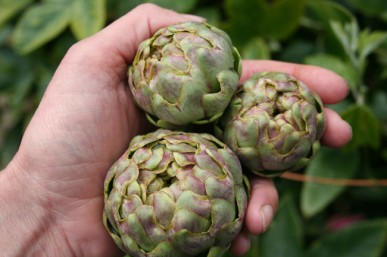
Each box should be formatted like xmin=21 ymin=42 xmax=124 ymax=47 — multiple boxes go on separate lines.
xmin=241 ymin=60 xmax=349 ymax=104
xmin=77 ymin=4 xmax=205 ymax=66
xmin=321 ymin=108 xmax=352 ymax=147
xmin=57 ymin=4 xmax=205 ymax=92
xmin=229 ymin=230 xmax=251 ymax=256
xmin=244 ymin=177 xmax=278 ymax=235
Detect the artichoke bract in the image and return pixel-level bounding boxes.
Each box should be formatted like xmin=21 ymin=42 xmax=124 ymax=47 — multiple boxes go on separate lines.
xmin=103 ymin=129 xmax=248 ymax=257
xmin=215 ymin=72 xmax=326 ymax=177
xmin=128 ymin=22 xmax=241 ymax=129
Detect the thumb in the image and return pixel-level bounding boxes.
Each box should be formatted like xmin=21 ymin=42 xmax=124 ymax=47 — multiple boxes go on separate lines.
xmin=71 ymin=4 xmax=205 ymax=69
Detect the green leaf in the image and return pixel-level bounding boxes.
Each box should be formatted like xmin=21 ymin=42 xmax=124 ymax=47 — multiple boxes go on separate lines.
xmin=306 ymin=220 xmax=387 ymax=257
xmin=194 ymin=8 xmax=221 ymax=28
xmin=12 ymin=1 xmax=71 ymax=54
xmin=0 ymin=125 xmax=23 ymax=169
xmin=0 ymin=49 xmax=34 ymax=121
xmin=370 ymin=91 xmax=387 ymax=120
xmin=224 ymin=0 xmax=306 ymax=46
xmin=241 ymin=37 xmax=271 ymax=60
xmin=330 ymin=20 xmax=359 ymax=64
xmin=70 ymin=0 xmax=106 ymax=40
xmin=280 ymin=39 xmax=315 ymax=63
xmin=381 ymin=11 xmax=387 ymax=23
xmin=345 ymin=0 xmax=387 ymax=16
xmin=304 ymin=53 xmax=358 ymax=92
xmin=306 ymin=0 xmax=356 ymax=58
xmin=0 ymin=26 xmax=12 ymax=48
xmin=301 ymin=147 xmax=359 ymax=218
xmin=342 ymin=104 xmax=381 ymax=150
xmin=259 ymin=194 xmax=304 ymax=257
xmin=0 ymin=49 xmax=33 ymax=91
xmin=0 ymin=0 xmax=33 ymax=27
xmin=358 ymin=30 xmax=387 ymax=64
xmin=35 ymin=59 xmax=56 ymax=99
xmin=307 ymin=0 xmax=355 ymax=26
xmin=146 ymin=0 xmax=197 ymax=13
xmin=115 ymin=0 xmax=144 ymax=17
xmin=114 ymin=0 xmax=197 ymax=17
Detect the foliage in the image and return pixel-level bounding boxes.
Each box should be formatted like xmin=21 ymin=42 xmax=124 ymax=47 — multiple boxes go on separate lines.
xmin=1 ymin=0 xmax=386 ymax=256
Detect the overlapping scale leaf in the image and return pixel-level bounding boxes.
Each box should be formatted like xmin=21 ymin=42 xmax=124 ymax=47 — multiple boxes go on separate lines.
xmin=103 ymin=129 xmax=247 ymax=257
xmin=215 ymin=72 xmax=325 ymax=177
xmin=128 ymin=22 xmax=241 ymax=129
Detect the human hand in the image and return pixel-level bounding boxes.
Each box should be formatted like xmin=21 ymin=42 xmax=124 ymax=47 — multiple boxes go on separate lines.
xmin=0 ymin=4 xmax=205 ymax=257
xmin=0 ymin=4 xmax=352 ymax=257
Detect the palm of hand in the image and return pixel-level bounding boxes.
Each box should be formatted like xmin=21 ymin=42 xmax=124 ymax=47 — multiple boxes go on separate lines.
xmin=15 ymin=45 xmax=142 ymax=256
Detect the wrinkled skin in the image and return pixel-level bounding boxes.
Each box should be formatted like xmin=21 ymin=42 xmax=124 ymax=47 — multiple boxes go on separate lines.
xmin=104 ymin=129 xmax=247 ymax=257
xmin=216 ymin=72 xmax=326 ymax=177
xmin=129 ymin=22 xmax=241 ymax=128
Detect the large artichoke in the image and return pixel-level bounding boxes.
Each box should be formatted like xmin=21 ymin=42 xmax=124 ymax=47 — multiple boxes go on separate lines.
xmin=215 ymin=72 xmax=326 ymax=177
xmin=128 ymin=22 xmax=241 ymax=129
xmin=103 ymin=129 xmax=247 ymax=257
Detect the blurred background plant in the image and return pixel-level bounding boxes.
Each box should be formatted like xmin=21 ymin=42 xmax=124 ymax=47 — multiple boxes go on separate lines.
xmin=0 ymin=0 xmax=386 ymax=256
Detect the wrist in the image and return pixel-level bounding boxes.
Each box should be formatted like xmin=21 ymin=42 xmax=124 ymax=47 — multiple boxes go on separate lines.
xmin=0 ymin=160 xmax=74 ymax=257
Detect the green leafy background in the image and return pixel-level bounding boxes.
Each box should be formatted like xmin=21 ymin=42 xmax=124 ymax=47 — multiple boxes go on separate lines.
xmin=1 ymin=0 xmax=386 ymax=256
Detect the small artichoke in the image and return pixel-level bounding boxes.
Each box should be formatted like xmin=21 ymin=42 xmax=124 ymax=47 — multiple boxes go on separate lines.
xmin=215 ymin=72 xmax=326 ymax=177
xmin=103 ymin=129 xmax=247 ymax=257
xmin=128 ymin=22 xmax=241 ymax=129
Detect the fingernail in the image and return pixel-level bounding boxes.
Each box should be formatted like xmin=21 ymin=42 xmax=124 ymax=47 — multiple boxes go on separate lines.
xmin=260 ymin=205 xmax=274 ymax=232
xmin=181 ymin=14 xmax=206 ymax=23
xmin=344 ymin=121 xmax=353 ymax=137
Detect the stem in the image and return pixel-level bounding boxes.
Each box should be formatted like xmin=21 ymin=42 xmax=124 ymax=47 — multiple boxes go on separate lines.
xmin=356 ymin=86 xmax=366 ymax=106
xmin=281 ymin=172 xmax=387 ymax=187
xmin=349 ymin=51 xmax=367 ymax=106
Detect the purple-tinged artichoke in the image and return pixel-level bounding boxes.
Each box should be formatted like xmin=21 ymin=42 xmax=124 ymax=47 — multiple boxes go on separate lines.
xmin=103 ymin=129 xmax=248 ymax=257
xmin=128 ymin=22 xmax=241 ymax=129
xmin=215 ymin=72 xmax=326 ymax=177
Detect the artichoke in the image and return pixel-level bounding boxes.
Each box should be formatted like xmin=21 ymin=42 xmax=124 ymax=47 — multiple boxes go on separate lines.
xmin=103 ymin=129 xmax=248 ymax=257
xmin=215 ymin=72 xmax=326 ymax=177
xmin=128 ymin=22 xmax=241 ymax=129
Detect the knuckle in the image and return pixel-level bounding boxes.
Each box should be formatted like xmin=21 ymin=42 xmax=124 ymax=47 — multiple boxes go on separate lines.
xmin=133 ymin=3 xmax=163 ymax=13
xmin=62 ymin=38 xmax=100 ymax=66
xmin=65 ymin=40 xmax=88 ymax=60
